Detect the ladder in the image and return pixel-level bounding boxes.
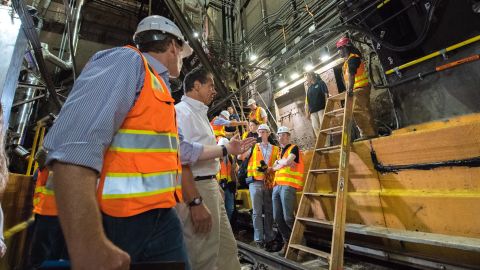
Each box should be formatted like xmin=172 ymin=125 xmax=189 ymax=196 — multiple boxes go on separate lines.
xmin=286 ymin=91 xmax=355 ymax=270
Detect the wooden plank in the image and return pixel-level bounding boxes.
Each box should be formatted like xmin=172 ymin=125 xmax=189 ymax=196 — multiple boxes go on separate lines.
xmin=380 ymin=193 xmax=480 ymax=238
xmin=287 ymin=96 xmax=339 ymax=260
xmin=304 ymin=192 xmax=337 ymax=198
xmin=316 ymin=145 xmax=341 ymax=152
xmin=329 ymin=92 xmax=355 ymax=270
xmin=310 ymin=168 xmax=339 ymax=174
xmin=346 ymin=224 xmax=480 ymax=252
xmin=297 ymin=216 xmax=333 ymax=226
xmin=371 ymin=120 xmax=480 ymax=165
xmin=289 ymin=244 xmax=331 ymax=259
xmin=392 ymin=113 xmax=480 ymax=135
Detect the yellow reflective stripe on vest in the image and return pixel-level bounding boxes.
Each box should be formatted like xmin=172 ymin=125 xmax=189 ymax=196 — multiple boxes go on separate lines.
xmin=102 ymin=170 xmax=180 ymax=199
xmin=274 ymin=176 xmax=304 ymax=186
xmin=35 ymin=186 xmax=55 ymax=195
xmin=35 ymin=172 xmax=55 ymax=195
xmin=109 ymin=129 xmax=178 ymax=153
xmin=147 ymin=68 xmax=165 ymax=93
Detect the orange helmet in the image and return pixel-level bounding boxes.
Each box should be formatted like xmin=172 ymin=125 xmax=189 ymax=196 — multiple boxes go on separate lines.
xmin=336 ymin=37 xmax=351 ymax=48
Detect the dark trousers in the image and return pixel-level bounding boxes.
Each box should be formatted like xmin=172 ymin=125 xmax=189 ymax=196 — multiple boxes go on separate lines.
xmin=27 ymin=214 xmax=67 ymax=269
xmin=102 ymin=208 xmax=191 ymax=270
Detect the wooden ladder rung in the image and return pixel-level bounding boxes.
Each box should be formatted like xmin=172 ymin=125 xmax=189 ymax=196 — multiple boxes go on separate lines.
xmin=320 ymin=126 xmax=343 ymax=134
xmin=310 ymin=168 xmax=339 ymax=174
xmin=324 ymin=108 xmax=344 ymax=117
xmin=297 ymin=217 xmax=333 ymax=226
xmin=329 ymin=92 xmax=346 ymax=101
xmin=316 ymin=145 xmax=341 ymax=152
xmin=289 ymin=244 xmax=330 ymax=259
xmin=303 ymin=192 xmax=337 ymax=198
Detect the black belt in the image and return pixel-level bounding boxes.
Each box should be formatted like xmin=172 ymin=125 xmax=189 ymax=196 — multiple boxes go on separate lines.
xmin=194 ymin=175 xmax=216 ymax=181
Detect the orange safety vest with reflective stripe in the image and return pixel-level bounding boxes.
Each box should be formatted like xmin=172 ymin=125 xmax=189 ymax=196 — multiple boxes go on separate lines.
xmin=247 ymin=143 xmax=279 ymax=180
xmin=33 ymin=168 xmax=58 ymax=216
xmin=342 ymin=53 xmax=369 ymax=90
xmin=97 ymin=46 xmax=182 ymax=218
xmin=216 ymin=156 xmax=232 ymax=183
xmin=274 ymin=144 xmax=305 ymax=190
xmin=249 ymin=107 xmax=265 ymax=124
xmin=210 ymin=117 xmax=226 ymax=137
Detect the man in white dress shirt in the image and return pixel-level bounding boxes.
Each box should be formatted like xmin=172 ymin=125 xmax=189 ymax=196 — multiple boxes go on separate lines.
xmin=175 ymin=67 xmax=245 ymax=270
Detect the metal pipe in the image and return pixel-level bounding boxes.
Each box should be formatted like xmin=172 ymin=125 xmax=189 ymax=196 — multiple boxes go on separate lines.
xmin=12 ymin=87 xmax=68 ymax=108
xmin=385 ymin=34 xmax=480 ymax=75
xmin=12 ymin=72 xmax=38 ymax=145
xmin=62 ymin=0 xmax=78 ymax=79
xmin=165 ymin=0 xmax=230 ymax=98
xmin=72 ymin=0 xmax=85 ymax=54
xmin=42 ymin=43 xmax=72 ymax=70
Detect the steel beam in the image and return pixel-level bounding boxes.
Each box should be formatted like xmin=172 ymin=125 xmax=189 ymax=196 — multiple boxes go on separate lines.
xmin=164 ymin=0 xmax=230 ymax=101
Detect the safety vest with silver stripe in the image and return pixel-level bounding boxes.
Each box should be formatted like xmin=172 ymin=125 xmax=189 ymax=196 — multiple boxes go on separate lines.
xmin=274 ymin=144 xmax=305 ymax=190
xmin=98 ymin=46 xmax=182 ymax=217
xmin=343 ymin=53 xmax=369 ymax=90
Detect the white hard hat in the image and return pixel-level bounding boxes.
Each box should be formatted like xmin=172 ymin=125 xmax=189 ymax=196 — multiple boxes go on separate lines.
xmin=220 ymin=110 xmax=230 ymax=119
xmin=277 ymin=126 xmax=290 ymax=134
xmin=217 ymin=137 xmax=229 ymax=146
xmin=247 ymin=99 xmax=256 ymax=106
xmin=258 ymin=124 xmax=270 ymax=132
xmin=133 ymin=15 xmax=193 ymax=58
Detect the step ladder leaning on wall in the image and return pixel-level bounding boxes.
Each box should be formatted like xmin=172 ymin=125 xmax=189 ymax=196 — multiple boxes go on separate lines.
xmin=286 ymin=90 xmax=355 ymax=270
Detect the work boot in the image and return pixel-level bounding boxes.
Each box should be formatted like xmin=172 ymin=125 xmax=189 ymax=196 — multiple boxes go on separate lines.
xmin=254 ymin=241 xmax=265 ymax=249
xmin=278 ymin=243 xmax=288 ymax=257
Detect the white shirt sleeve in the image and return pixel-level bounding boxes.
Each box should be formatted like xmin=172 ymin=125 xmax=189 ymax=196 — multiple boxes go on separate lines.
xmin=260 ymin=107 xmax=267 ymax=118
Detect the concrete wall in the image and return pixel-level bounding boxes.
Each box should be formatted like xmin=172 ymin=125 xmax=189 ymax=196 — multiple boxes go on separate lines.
xmin=389 ymin=44 xmax=480 ymax=127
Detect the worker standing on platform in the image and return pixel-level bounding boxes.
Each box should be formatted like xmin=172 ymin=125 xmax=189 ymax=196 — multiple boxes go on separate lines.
xmin=272 ymin=126 xmax=305 ymax=256
xmin=247 ymin=99 xmax=268 ymax=124
xmin=244 ymin=124 xmax=279 ymax=251
xmin=337 ymin=37 xmax=377 ymax=139
xmin=304 ymin=72 xmax=329 ymax=137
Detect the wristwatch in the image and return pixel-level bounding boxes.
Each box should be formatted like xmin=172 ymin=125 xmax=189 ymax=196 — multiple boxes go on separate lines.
xmin=221 ymin=145 xmax=228 ymax=157
xmin=188 ymin=196 xmax=203 ymax=207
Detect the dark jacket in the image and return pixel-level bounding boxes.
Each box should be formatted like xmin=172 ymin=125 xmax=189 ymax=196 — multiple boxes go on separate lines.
xmin=307 ymin=78 xmax=329 ymax=113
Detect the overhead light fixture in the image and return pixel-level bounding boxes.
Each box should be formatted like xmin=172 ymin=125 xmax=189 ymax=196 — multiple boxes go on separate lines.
xmin=290 ymin=72 xmax=300 ymax=80
xmin=249 ymin=54 xmax=258 ymax=62
xmin=303 ymin=57 xmax=314 ymax=71
xmin=320 ymin=46 xmax=330 ymax=62
xmin=278 ymin=80 xmax=287 ymax=87
xmin=304 ymin=63 xmax=314 ymax=72
xmin=193 ymin=32 xmax=199 ymax=38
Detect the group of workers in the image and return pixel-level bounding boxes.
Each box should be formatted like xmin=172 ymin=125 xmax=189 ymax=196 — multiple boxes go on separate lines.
xmin=210 ymin=100 xmax=305 ymax=256
xmin=23 ymin=11 xmax=377 ymax=270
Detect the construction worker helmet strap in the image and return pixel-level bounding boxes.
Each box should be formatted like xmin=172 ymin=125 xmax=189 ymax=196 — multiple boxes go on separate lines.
xmin=336 ymin=37 xmax=351 ymax=48
xmin=133 ymin=15 xmax=193 ymax=58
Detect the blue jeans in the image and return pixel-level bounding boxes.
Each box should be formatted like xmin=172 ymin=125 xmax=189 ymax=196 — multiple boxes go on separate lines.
xmin=224 ymin=189 xmax=235 ymax=221
xmin=26 ymin=214 xmax=68 ymax=269
xmin=249 ymin=181 xmax=274 ymax=243
xmin=102 ymin=208 xmax=191 ymax=270
xmin=272 ymin=185 xmax=297 ymax=242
